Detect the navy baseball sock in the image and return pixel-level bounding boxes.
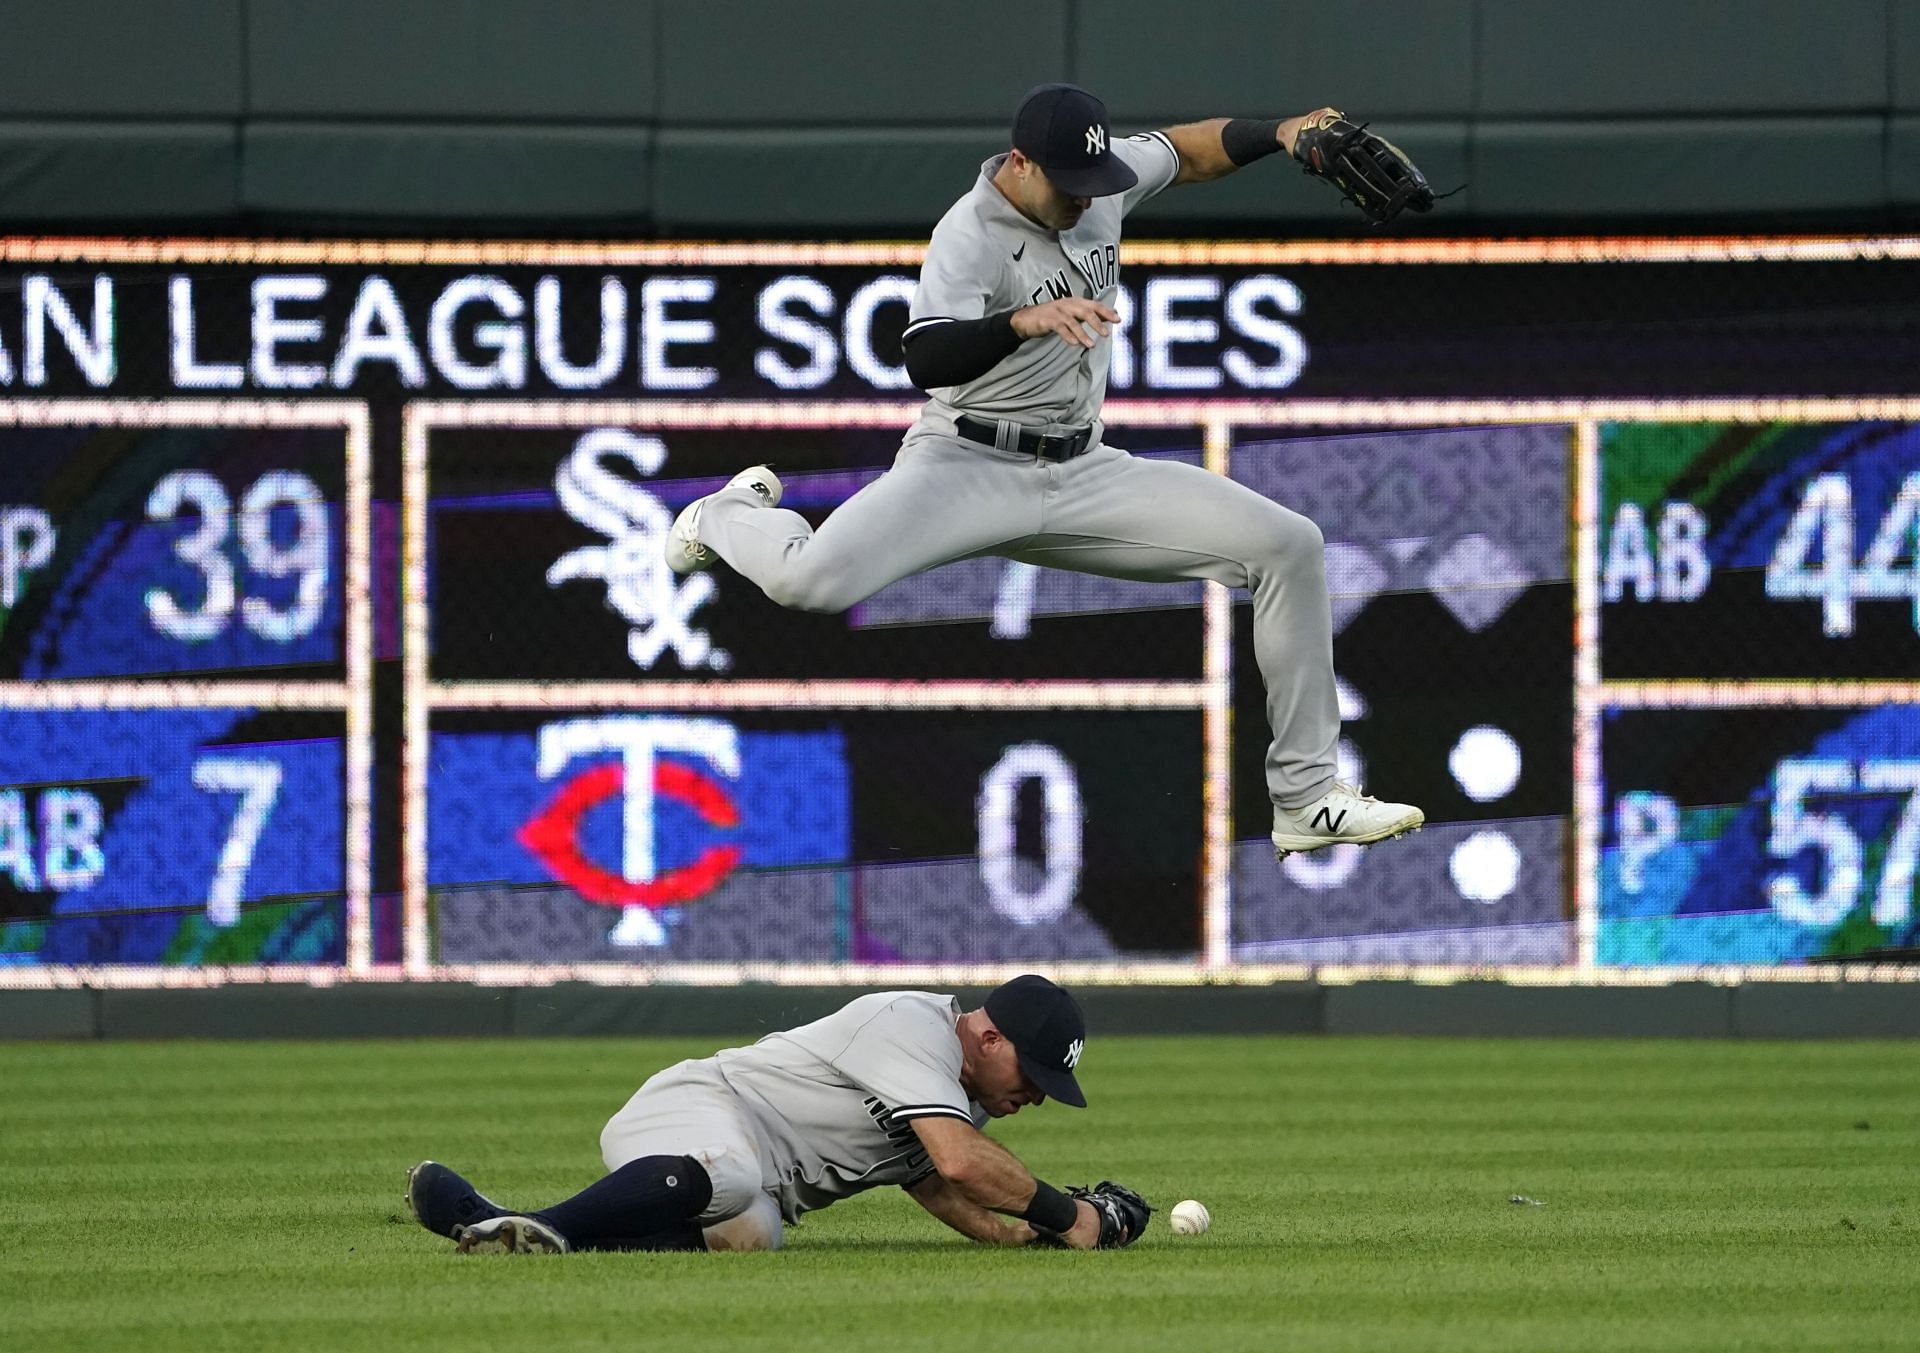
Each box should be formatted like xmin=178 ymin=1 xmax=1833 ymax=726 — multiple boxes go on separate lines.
xmin=576 ymin=1223 xmax=710 ymax=1253
xmin=532 ymin=1156 xmax=713 ymax=1248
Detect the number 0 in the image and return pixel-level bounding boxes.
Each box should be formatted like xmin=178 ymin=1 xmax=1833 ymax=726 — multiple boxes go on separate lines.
xmin=977 ymin=743 xmax=1084 ymax=926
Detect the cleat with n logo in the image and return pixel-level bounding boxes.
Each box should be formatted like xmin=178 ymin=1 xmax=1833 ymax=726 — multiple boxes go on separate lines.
xmin=1272 ymin=783 xmax=1423 ymax=859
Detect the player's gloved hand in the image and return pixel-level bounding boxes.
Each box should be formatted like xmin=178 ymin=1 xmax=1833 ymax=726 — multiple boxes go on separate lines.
xmin=1029 ymin=1181 xmax=1153 ymax=1249
xmin=1291 ymin=108 xmax=1435 ymax=226
xmin=1011 ymin=297 xmax=1120 ymax=351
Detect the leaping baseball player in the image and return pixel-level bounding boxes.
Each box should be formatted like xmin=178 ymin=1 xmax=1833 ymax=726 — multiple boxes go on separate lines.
xmin=667 ymin=85 xmax=1436 ymax=858
xmin=406 ymin=976 xmax=1150 ymax=1253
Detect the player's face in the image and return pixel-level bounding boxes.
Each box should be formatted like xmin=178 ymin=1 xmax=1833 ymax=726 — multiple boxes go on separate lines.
xmin=972 ymin=1029 xmax=1047 ymax=1117
xmin=1009 ymin=152 xmax=1092 ymax=231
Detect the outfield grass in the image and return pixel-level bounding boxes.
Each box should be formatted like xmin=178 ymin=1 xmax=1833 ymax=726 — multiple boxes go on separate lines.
xmin=2 ymin=1035 xmax=1916 ymax=1351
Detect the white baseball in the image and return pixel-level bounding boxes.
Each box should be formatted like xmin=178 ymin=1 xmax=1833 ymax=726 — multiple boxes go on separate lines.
xmin=1169 ymin=1199 xmax=1210 ymax=1235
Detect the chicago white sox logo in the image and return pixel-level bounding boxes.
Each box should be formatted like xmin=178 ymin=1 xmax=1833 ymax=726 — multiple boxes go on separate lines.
xmin=1063 ymin=1037 xmax=1084 ymax=1070
xmin=546 ymin=429 xmax=729 ymax=671
xmin=1084 ymin=125 xmax=1106 ymax=156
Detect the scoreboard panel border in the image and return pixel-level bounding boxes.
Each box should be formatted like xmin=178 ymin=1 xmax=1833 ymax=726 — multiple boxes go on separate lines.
xmin=8 ymin=234 xmax=1919 ymax=268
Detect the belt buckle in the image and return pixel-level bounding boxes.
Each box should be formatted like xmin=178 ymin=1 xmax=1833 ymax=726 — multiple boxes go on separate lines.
xmin=1039 ymin=431 xmax=1080 ymax=461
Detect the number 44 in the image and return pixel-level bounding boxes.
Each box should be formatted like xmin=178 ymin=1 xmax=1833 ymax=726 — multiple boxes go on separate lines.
xmin=1766 ymin=471 xmax=1920 ymax=636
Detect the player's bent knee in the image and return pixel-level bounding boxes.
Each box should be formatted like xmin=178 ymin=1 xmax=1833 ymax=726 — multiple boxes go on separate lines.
xmin=1262 ymin=510 xmax=1325 ymax=572
xmin=702 ymin=1193 xmax=784 ymax=1252
xmin=683 ymin=1144 xmax=767 ymax=1226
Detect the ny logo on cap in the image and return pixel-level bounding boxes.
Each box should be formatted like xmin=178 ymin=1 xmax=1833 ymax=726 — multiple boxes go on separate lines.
xmin=1084 ymin=125 xmax=1106 ymax=156
xmin=1063 ymin=1037 xmax=1084 ymax=1070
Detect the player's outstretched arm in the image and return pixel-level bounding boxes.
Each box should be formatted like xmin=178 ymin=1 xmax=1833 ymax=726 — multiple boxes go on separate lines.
xmin=905 ymin=1172 xmax=1036 ymax=1246
xmin=909 ymin=1115 xmax=1101 ymax=1248
xmin=1160 ymin=111 xmax=1336 ymax=185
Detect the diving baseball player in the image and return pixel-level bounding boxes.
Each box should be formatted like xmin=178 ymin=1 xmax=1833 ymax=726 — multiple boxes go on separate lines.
xmin=667 ymin=84 xmax=1435 ymax=859
xmin=405 ymin=975 xmax=1150 ymax=1253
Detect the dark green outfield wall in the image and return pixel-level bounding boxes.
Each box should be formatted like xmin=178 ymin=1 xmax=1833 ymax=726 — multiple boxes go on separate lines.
xmin=3 ymin=981 xmax=1918 ymax=1041
xmin=0 ymin=0 xmax=1916 ymax=229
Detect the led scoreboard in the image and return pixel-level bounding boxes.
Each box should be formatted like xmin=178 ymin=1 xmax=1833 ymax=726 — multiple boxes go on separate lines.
xmin=0 ymin=401 xmax=371 ymax=970
xmin=411 ymin=407 xmax=1212 ymax=967
xmin=1592 ymin=421 xmax=1920 ymax=966
xmin=2 ymin=235 xmax=1916 ymax=982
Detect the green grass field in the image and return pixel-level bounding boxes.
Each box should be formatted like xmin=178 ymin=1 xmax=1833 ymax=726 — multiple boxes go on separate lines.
xmin=3 ymin=1036 xmax=1917 ymax=1351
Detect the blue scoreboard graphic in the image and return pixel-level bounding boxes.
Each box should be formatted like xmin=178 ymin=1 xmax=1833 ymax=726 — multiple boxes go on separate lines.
xmin=1596 ymin=420 xmax=1919 ymax=966
xmin=2 ymin=410 xmax=358 ymax=971
xmin=1 ymin=426 xmax=348 ymax=680
xmin=1600 ymin=705 xmax=1920 ymax=965
xmin=429 ymin=718 xmax=852 ymax=912
xmin=0 ymin=707 xmax=347 ymax=966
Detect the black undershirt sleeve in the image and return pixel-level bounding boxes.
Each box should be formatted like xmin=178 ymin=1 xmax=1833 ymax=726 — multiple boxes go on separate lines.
xmin=901 ymin=311 xmax=1023 ymax=389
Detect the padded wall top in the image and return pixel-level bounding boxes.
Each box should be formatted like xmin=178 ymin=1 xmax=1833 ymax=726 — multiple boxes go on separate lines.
xmin=657 ymin=0 xmax=1068 ymax=123
xmin=1077 ymin=0 xmax=1475 ymax=121
xmin=1479 ymin=0 xmax=1888 ymax=115
xmin=246 ymin=0 xmax=657 ymax=118
xmin=0 ymin=2 xmax=243 ymax=116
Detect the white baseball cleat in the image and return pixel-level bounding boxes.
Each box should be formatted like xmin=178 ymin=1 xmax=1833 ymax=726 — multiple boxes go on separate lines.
xmin=1271 ymin=783 xmax=1424 ymax=858
xmin=452 ymin=1215 xmax=571 ymax=1255
xmin=664 ymin=465 xmax=783 ymax=575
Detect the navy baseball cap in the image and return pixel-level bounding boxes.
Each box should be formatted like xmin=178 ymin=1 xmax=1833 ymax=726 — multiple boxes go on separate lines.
xmin=1011 ymin=83 xmax=1138 ymax=199
xmin=984 ymin=974 xmax=1088 ymax=1107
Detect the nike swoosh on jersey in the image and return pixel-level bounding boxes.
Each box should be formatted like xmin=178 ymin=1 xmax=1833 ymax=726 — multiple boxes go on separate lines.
xmin=1012 ymin=243 xmax=1026 ymax=261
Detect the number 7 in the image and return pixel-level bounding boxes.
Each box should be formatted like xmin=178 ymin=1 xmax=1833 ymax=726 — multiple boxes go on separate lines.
xmin=191 ymin=757 xmax=283 ymax=927
xmin=991 ymin=561 xmax=1040 ymax=639
xmin=1860 ymin=760 xmax=1920 ymax=926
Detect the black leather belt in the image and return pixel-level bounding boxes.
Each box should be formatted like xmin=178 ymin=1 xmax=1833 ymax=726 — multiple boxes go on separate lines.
xmin=955 ymin=414 xmax=1095 ymax=461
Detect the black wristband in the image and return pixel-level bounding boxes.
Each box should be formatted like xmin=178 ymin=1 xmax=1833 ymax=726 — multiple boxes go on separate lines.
xmin=1021 ymin=1180 xmax=1080 ymax=1233
xmin=1222 ymin=118 xmax=1285 ymax=166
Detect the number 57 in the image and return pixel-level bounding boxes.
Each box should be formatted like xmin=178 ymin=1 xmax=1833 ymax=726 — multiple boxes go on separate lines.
xmin=1768 ymin=757 xmax=1920 ymax=928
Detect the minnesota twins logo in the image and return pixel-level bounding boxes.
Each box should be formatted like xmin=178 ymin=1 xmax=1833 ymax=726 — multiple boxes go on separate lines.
xmin=1084 ymin=125 xmax=1106 ymax=156
xmin=1063 ymin=1037 xmax=1084 ymax=1070
xmin=546 ymin=429 xmax=729 ymax=671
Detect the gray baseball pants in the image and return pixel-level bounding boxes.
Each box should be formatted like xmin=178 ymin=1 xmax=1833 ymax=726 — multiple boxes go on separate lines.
xmin=601 ymin=1058 xmax=786 ymax=1250
xmin=700 ymin=432 xmax=1339 ymax=809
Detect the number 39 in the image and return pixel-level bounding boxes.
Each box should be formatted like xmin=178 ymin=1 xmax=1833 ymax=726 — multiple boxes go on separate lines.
xmin=144 ymin=469 xmax=329 ymax=643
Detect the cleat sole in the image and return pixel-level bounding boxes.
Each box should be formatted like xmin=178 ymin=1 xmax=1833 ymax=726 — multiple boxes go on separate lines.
xmin=454 ymin=1216 xmax=567 ymax=1256
xmin=1271 ymin=811 xmax=1425 ymax=860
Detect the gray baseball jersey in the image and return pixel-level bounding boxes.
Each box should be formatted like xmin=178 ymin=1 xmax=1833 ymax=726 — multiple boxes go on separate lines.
xmin=904 ymin=132 xmax=1179 ymax=433
xmin=713 ymin=991 xmax=988 ymax=1219
xmin=696 ymin=124 xmax=1344 ymax=812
